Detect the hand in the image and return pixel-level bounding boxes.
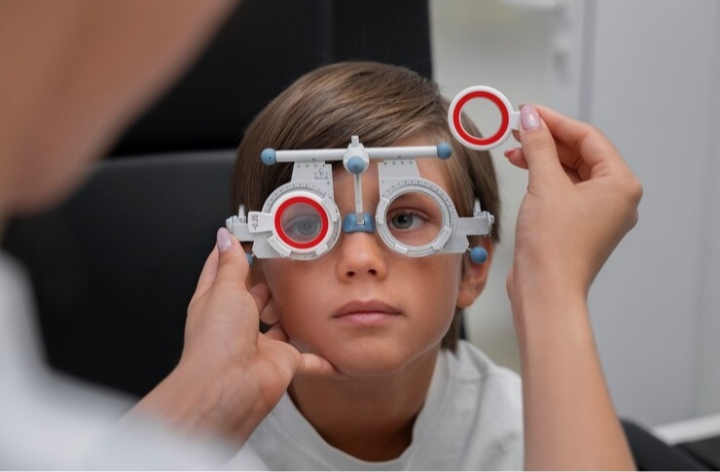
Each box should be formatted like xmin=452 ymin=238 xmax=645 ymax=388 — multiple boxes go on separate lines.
xmin=504 ymin=104 xmax=643 ymax=305
xmin=133 ymin=228 xmax=338 ymax=445
xmin=504 ymin=105 xmax=640 ymax=470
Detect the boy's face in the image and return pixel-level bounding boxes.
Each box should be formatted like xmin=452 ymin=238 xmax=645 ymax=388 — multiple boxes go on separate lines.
xmin=255 ymin=136 xmax=489 ymax=377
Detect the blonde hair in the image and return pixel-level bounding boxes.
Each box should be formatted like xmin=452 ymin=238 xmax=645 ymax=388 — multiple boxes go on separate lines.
xmin=232 ymin=61 xmax=500 ymax=351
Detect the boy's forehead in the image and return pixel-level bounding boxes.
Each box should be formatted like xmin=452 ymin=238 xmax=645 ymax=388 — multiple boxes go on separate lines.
xmin=416 ymin=157 xmax=453 ymax=191
xmin=327 ymin=138 xmax=453 ymax=192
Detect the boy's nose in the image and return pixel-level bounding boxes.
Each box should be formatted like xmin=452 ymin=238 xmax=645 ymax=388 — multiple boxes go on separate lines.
xmin=334 ymin=230 xmax=389 ymax=281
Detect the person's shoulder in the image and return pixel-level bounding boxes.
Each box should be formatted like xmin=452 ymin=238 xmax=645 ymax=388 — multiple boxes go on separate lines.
xmin=426 ymin=341 xmax=523 ymax=470
xmin=0 ymin=251 xmax=29 ymax=287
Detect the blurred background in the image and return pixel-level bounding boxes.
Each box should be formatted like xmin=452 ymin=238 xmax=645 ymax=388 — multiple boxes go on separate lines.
xmin=435 ymin=0 xmax=720 ymax=432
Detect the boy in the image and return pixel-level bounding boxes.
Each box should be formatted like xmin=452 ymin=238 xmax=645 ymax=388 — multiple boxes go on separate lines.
xmin=228 ymin=61 xmax=522 ymax=469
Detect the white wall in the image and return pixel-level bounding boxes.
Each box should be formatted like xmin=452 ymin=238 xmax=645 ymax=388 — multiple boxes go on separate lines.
xmin=431 ymin=0 xmax=556 ymax=375
xmin=586 ymin=0 xmax=720 ymax=426
xmin=432 ymin=0 xmax=720 ymax=427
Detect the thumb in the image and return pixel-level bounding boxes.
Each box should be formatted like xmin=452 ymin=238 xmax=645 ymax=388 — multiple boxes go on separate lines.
xmin=213 ymin=227 xmax=251 ymax=292
xmin=518 ymin=104 xmax=566 ymax=191
xmin=297 ymin=353 xmax=344 ymax=379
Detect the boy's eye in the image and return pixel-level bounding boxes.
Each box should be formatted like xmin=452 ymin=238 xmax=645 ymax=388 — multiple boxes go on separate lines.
xmin=279 ymin=200 xmax=325 ymax=244
xmin=285 ymin=214 xmax=322 ymax=240
xmin=384 ymin=191 xmax=445 ymax=247
xmin=388 ymin=211 xmax=426 ymax=230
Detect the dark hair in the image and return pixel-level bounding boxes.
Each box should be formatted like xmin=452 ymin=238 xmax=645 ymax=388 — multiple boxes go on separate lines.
xmin=232 ymin=61 xmax=500 ymax=351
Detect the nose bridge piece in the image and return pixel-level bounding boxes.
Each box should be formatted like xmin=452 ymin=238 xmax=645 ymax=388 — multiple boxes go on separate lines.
xmin=342 ymin=212 xmax=375 ymax=233
xmin=337 ymin=213 xmax=388 ymax=279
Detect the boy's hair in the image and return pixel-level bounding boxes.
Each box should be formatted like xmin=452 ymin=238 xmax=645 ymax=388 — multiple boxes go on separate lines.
xmin=232 ymin=61 xmax=500 ymax=352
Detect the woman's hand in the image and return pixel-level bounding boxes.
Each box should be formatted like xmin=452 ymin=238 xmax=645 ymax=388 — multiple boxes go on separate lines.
xmin=504 ymin=104 xmax=641 ymax=470
xmin=133 ymin=228 xmax=337 ymax=446
xmin=505 ymin=104 xmax=643 ymax=306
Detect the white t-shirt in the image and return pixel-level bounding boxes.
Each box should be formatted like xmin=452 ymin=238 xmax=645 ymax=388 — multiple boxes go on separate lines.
xmin=242 ymin=340 xmax=524 ymax=470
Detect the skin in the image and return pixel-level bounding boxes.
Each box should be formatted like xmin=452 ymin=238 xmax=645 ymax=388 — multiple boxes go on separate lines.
xmin=0 ymin=0 xmax=234 ymax=217
xmin=252 ymin=136 xmax=492 ymax=460
xmin=134 ymin=235 xmax=338 ymax=444
xmin=505 ymin=104 xmax=641 ymax=470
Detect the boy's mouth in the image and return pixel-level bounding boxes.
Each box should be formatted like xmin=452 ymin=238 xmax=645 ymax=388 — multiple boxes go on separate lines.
xmin=332 ymin=300 xmax=402 ymax=326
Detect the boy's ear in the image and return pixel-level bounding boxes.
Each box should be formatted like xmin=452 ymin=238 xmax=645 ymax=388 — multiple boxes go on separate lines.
xmin=244 ymin=255 xmax=281 ymax=326
xmin=456 ymin=239 xmax=493 ymax=309
xmin=259 ymin=297 xmax=281 ymax=326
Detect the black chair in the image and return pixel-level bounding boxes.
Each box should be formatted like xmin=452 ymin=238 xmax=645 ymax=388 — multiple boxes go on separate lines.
xmin=110 ymin=0 xmax=433 ymax=157
xmin=2 ymin=152 xmax=236 ymax=397
xmin=621 ymin=419 xmax=707 ymax=470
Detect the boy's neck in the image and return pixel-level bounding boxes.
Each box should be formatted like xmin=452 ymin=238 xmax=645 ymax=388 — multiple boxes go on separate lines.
xmin=288 ymin=345 xmax=440 ymax=462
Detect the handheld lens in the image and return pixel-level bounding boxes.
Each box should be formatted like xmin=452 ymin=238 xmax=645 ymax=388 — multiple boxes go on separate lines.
xmin=448 ymin=85 xmax=519 ymax=151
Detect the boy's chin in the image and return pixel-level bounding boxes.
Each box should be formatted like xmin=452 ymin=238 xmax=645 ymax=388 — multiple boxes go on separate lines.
xmin=306 ymin=343 xmax=440 ymax=379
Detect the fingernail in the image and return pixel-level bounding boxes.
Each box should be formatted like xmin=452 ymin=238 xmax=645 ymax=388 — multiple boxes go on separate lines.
xmin=521 ymin=104 xmax=541 ymax=130
xmin=217 ymin=227 xmax=232 ymax=253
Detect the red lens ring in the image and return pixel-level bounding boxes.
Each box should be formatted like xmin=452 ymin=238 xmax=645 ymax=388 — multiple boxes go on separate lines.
xmin=274 ymin=196 xmax=329 ymax=249
xmin=451 ymin=90 xmax=510 ymax=147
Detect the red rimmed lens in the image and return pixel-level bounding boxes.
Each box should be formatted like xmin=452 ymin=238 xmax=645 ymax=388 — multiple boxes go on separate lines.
xmin=451 ymin=89 xmax=510 ymax=148
xmin=274 ymin=196 xmax=329 ymax=249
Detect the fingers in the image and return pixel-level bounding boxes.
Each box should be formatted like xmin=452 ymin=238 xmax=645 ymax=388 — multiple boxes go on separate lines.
xmin=261 ymin=325 xmax=342 ymax=379
xmin=191 ymin=246 xmax=220 ymax=302
xmin=505 ymin=105 xmax=630 ymax=186
xmin=534 ymin=105 xmax=625 ymax=178
xmin=263 ymin=321 xmax=289 ymax=343
xmin=248 ymin=283 xmax=271 ymax=319
xmin=514 ymin=104 xmax=567 ymax=191
xmin=503 ymin=147 xmax=528 ymax=170
xmin=297 ymin=353 xmax=343 ymax=378
xmin=190 ymin=228 xmax=250 ymax=307
xmin=212 ymin=227 xmax=251 ymax=293
xmin=535 ymin=105 xmax=643 ymax=208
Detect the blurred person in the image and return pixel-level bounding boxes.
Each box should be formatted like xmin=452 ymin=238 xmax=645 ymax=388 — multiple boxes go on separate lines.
xmin=0 ymin=1 xmax=332 ymax=468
